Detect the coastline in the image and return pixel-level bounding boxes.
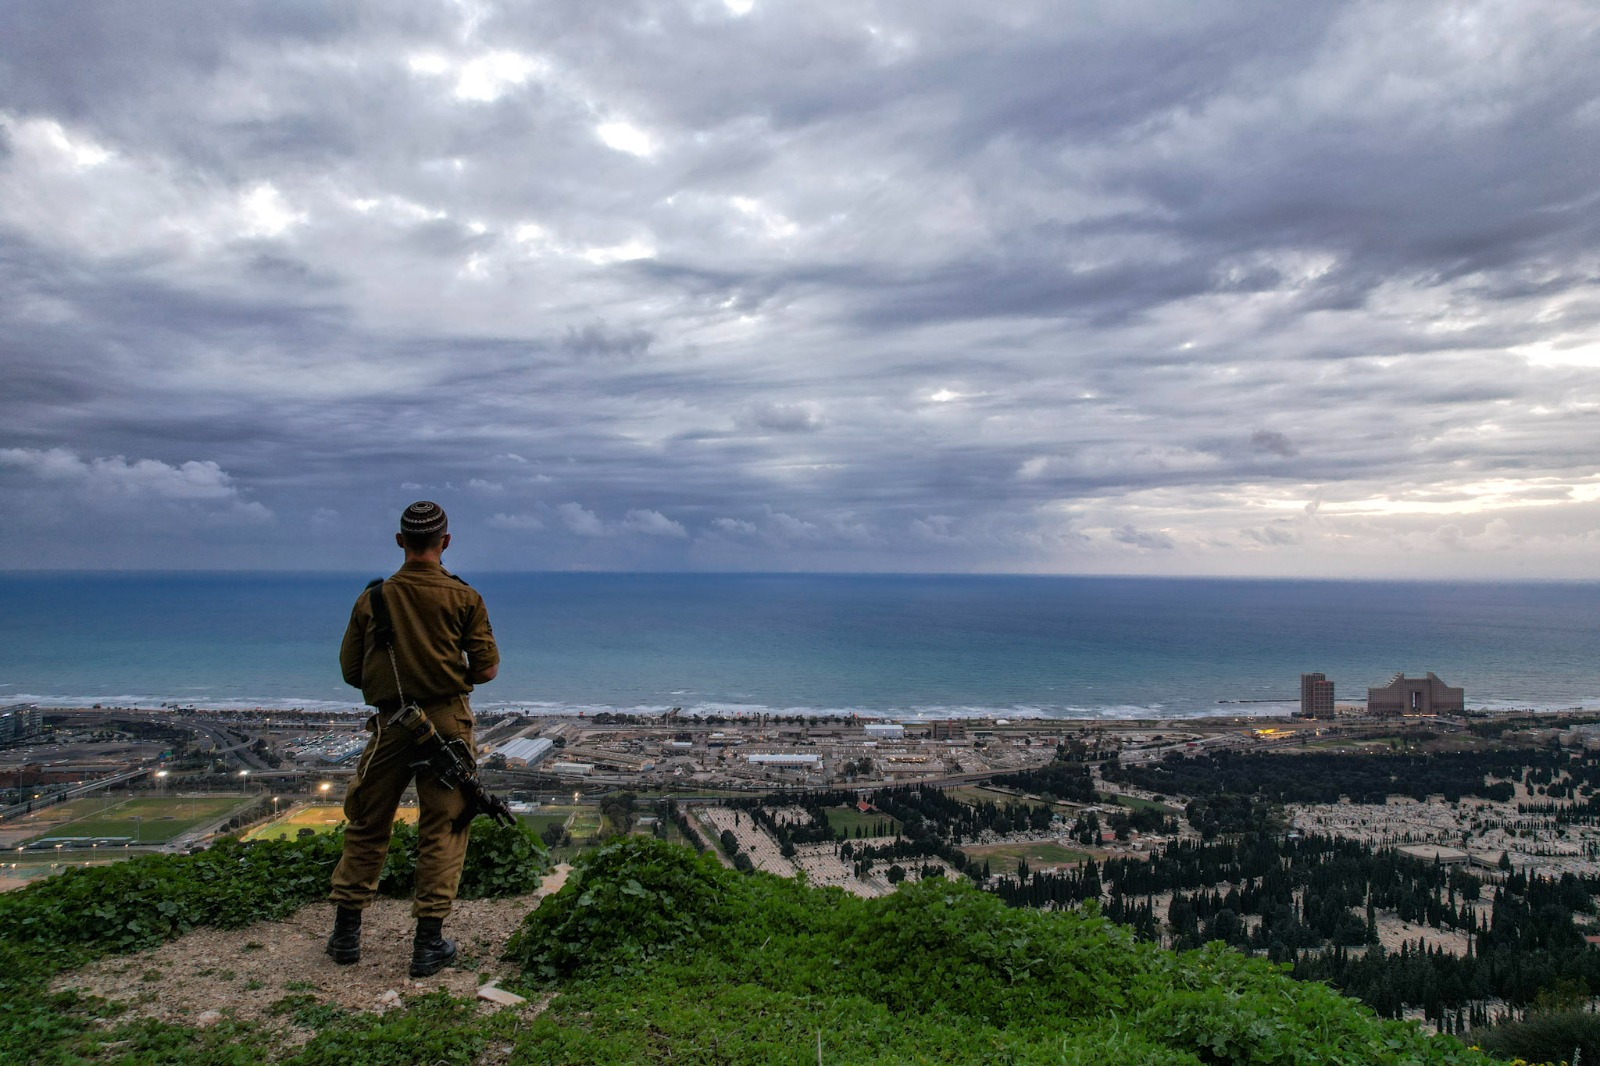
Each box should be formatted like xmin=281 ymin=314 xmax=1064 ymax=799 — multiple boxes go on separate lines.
xmin=9 ymin=696 xmax=1594 ymax=724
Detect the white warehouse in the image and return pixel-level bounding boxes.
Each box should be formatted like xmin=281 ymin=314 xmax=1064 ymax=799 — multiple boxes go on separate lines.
xmin=864 ymin=724 xmax=905 ymax=739
xmin=747 ymin=753 xmax=822 ymax=767
xmin=494 ymin=736 xmax=554 ymax=768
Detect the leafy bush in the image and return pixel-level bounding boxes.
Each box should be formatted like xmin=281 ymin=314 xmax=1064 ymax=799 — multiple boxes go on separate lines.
xmin=506 ymin=836 xmax=732 ymax=979
xmin=0 ymin=834 xmax=344 ymax=964
xmin=0 ymin=816 xmax=543 ymax=971
xmin=379 ymin=817 xmax=549 ymax=899
xmin=458 ymin=818 xmax=550 ymax=898
xmin=374 ymin=818 xmax=420 ymax=896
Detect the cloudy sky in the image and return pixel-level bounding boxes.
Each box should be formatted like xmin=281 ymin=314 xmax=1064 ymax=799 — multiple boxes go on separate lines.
xmin=3 ymin=1 xmax=1599 ymax=577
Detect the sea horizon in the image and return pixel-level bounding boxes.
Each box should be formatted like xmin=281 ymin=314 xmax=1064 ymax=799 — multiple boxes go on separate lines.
xmin=4 ymin=571 xmax=1598 ymax=721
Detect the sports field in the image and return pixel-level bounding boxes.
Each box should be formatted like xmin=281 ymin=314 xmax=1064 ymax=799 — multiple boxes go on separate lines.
xmin=1099 ymin=793 xmax=1180 ymax=816
xmin=824 ymin=807 xmax=900 ymax=838
xmin=245 ymin=804 xmax=419 ymax=841
xmin=959 ymin=841 xmax=1092 ymax=867
xmin=15 ymin=796 xmax=245 ymax=846
xmin=519 ymin=808 xmax=577 ymax=836
xmin=565 ymin=809 xmax=603 ymax=838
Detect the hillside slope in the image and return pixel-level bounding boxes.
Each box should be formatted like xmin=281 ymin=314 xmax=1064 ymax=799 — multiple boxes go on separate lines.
xmin=2 ymin=833 xmax=1496 ymax=1065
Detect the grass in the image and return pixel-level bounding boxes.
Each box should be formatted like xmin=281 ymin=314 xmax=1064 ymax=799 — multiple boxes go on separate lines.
xmin=959 ymin=841 xmax=1093 ymax=866
xmin=824 ymin=807 xmax=901 ymax=838
xmin=518 ymin=812 xmax=573 ymax=835
xmin=565 ymin=810 xmax=604 ymax=839
xmin=1097 ymin=792 xmax=1179 ymax=815
xmin=18 ymin=796 xmax=245 ymax=845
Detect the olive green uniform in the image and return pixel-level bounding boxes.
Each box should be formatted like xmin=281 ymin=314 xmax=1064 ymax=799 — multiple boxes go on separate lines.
xmin=329 ymin=561 xmax=499 ymax=919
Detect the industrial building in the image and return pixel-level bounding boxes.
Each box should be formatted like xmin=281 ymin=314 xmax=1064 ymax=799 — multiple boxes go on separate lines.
xmin=746 ymin=753 xmax=822 ymax=767
xmin=864 ymin=723 xmax=905 ymax=739
xmin=494 ymin=736 xmax=554 ymax=768
xmin=549 ymin=761 xmax=595 ymax=776
xmin=1367 ymin=672 xmax=1464 ymax=716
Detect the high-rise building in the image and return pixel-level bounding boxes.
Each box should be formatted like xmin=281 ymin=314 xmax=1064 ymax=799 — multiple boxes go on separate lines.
xmin=1366 ymin=672 xmax=1464 ymax=716
xmin=1299 ymin=673 xmax=1335 ymax=718
xmin=0 ymin=704 xmax=42 ymax=747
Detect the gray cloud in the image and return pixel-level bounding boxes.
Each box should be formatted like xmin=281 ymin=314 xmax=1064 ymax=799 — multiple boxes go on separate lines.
xmin=2 ymin=1 xmax=1599 ymax=575
xmin=1250 ymin=430 xmax=1298 ymax=458
xmin=1111 ymin=525 xmax=1177 ymax=551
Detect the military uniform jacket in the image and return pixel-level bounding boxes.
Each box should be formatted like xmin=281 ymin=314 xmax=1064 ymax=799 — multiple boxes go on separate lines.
xmin=340 ymin=560 xmax=499 ymax=709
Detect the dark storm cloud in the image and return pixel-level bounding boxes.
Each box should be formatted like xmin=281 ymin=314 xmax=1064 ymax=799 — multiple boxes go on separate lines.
xmin=3 ymin=0 xmax=1600 ymax=574
xmin=1250 ymin=431 xmax=1298 ymax=458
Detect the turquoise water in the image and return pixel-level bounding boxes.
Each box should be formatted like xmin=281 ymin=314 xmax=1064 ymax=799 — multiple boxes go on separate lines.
xmin=1 ymin=572 xmax=1597 ymax=719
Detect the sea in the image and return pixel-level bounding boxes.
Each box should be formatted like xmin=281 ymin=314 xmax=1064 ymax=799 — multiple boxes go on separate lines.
xmin=1 ymin=572 xmax=1597 ymax=722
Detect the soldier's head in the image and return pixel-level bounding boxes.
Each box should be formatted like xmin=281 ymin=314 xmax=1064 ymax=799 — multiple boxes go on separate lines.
xmin=396 ymin=500 xmax=450 ymax=558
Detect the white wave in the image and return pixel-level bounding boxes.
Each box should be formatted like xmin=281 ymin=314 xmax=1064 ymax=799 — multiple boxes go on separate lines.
xmin=12 ymin=691 xmax=1598 ymax=722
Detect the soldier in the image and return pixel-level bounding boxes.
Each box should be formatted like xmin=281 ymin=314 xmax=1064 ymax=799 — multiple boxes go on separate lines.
xmin=326 ymin=501 xmax=500 ymax=976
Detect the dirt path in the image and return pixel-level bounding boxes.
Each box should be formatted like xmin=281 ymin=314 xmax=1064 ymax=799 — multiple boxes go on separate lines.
xmin=53 ymin=864 xmax=571 ymax=1035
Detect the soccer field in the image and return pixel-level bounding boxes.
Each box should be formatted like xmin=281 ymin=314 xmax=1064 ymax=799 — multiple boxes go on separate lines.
xmin=18 ymin=796 xmax=245 ymax=845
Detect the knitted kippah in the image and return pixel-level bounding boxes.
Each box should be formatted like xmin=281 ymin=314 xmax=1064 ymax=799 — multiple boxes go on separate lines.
xmin=400 ymin=500 xmax=448 ymax=536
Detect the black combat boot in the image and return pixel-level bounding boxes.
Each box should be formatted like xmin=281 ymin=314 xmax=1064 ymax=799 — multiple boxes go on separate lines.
xmin=325 ymin=905 xmax=362 ymax=965
xmin=409 ymin=916 xmax=457 ymax=978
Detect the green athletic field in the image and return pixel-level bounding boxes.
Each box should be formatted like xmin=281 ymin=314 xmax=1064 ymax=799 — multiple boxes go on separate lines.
xmin=18 ymin=796 xmax=244 ymax=845
xmin=519 ymin=809 xmax=576 ymax=835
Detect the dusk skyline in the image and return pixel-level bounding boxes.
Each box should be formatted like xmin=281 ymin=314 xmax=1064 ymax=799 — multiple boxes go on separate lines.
xmin=4 ymin=2 xmax=1600 ymax=577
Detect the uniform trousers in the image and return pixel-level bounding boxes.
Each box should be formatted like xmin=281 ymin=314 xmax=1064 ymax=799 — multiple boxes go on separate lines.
xmin=328 ymin=694 xmax=475 ymax=919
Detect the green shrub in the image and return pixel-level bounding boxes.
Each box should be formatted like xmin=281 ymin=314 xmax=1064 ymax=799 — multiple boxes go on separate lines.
xmin=506 ymin=835 xmax=733 ymax=979
xmin=1475 ymin=1008 xmax=1600 ymax=1065
xmin=376 ymin=819 xmax=419 ymax=896
xmin=458 ymin=818 xmax=550 ymax=898
xmin=0 ymin=834 xmax=343 ymax=964
xmin=378 ymin=817 xmax=548 ymax=900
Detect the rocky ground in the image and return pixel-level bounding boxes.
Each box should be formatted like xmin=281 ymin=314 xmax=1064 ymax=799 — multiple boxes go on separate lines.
xmin=52 ymin=864 xmax=570 ymax=1044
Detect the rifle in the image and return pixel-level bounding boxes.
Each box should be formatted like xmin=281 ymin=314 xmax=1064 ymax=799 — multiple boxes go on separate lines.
xmin=366 ymin=579 xmax=517 ymax=832
xmin=389 ymin=704 xmax=516 ymax=831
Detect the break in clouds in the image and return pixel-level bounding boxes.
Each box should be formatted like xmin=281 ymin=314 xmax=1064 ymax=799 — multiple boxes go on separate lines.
xmin=3 ymin=1 xmax=1600 ymax=576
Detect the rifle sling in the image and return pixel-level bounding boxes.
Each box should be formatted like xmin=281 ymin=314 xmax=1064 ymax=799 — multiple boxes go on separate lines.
xmin=365 ymin=578 xmax=394 ymax=650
